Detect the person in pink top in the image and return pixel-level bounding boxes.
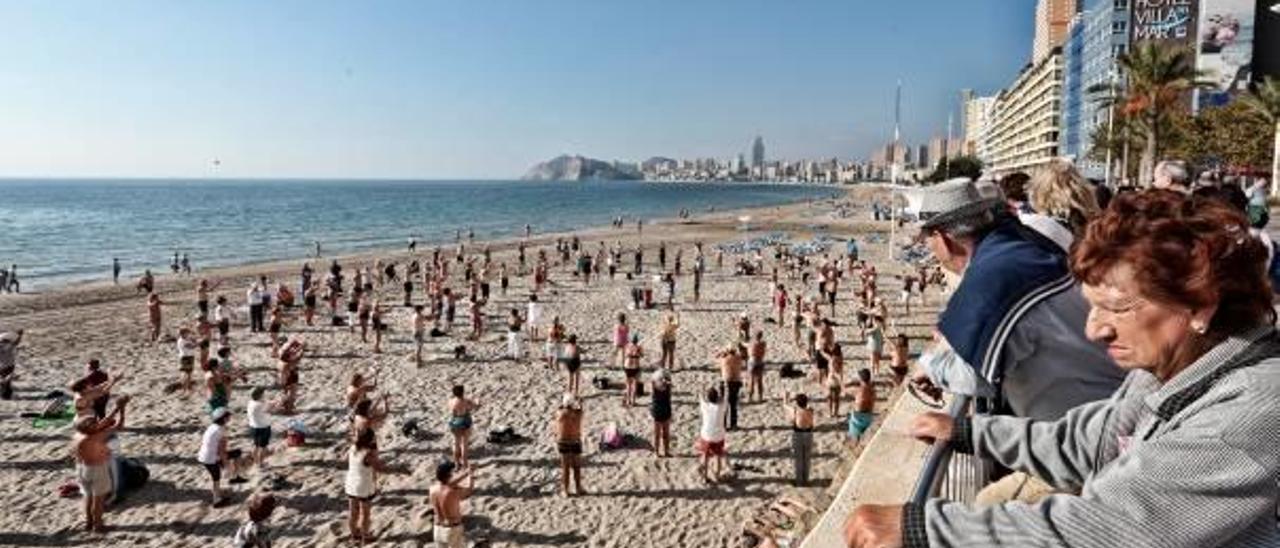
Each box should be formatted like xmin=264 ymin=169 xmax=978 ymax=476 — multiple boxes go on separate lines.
xmin=612 ymin=313 xmax=630 ymax=368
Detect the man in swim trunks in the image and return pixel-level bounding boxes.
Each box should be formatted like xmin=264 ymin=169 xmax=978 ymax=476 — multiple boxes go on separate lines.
xmin=429 ymin=460 xmax=474 ymax=548
xmin=555 ymin=394 xmax=586 ymax=497
xmin=447 ymin=385 xmax=479 ymax=466
xmin=748 ymin=331 xmax=767 ymax=403
xmin=718 ymin=345 xmax=744 ymax=431
xmin=73 ymin=394 xmax=129 ymax=533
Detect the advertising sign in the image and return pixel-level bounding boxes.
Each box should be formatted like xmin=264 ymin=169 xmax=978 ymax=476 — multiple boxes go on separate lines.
xmin=1132 ymin=0 xmax=1200 ymax=47
xmin=1195 ymin=0 xmax=1257 ymax=109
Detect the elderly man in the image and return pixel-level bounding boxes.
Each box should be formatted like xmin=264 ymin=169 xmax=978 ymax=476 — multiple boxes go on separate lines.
xmin=1152 ymin=160 xmax=1191 ymax=193
xmin=912 ymin=178 xmax=1124 ymax=422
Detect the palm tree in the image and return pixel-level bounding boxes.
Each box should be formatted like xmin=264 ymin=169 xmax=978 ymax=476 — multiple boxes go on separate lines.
xmin=1112 ymin=42 xmax=1210 ymax=186
xmin=1241 ymin=76 xmax=1280 ymax=196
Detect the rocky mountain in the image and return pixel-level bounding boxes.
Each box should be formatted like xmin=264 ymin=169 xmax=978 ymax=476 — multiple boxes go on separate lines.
xmin=521 ymin=155 xmax=642 ymax=181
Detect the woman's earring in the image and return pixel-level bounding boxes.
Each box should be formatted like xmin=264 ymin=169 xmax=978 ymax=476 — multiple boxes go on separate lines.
xmin=1191 ymin=322 xmax=1208 ymax=335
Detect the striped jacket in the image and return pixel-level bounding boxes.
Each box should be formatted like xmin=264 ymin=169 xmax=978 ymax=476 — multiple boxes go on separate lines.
xmin=906 ymin=326 xmax=1280 ymax=547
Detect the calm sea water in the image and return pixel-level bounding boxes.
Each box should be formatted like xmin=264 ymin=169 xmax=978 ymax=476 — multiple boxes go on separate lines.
xmin=0 ymin=179 xmax=837 ymax=290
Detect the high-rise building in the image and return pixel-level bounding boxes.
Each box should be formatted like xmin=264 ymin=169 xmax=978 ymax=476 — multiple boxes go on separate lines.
xmin=962 ymin=92 xmax=998 ymax=164
xmin=1061 ymin=13 xmax=1087 ymax=165
xmin=988 ymin=48 xmax=1066 ymax=175
xmin=751 ymin=136 xmax=765 ymax=171
xmin=918 ymin=144 xmax=930 ymax=169
xmin=1034 ymin=0 xmax=1079 ymax=62
xmin=928 ymin=137 xmax=947 ymax=168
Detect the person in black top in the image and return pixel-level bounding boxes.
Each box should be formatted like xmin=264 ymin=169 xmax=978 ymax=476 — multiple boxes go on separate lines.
xmin=650 ymin=369 xmax=673 ymax=458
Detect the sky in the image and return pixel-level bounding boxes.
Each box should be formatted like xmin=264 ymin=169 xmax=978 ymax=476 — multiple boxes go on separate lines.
xmin=0 ymin=1 xmax=1036 ymax=179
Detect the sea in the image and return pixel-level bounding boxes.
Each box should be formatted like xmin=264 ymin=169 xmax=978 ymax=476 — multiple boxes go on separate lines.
xmin=0 ymin=179 xmax=838 ymax=290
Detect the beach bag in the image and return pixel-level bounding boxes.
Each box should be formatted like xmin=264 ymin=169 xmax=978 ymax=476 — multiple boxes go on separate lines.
xmin=591 ymin=376 xmax=612 ymax=390
xmin=599 ymin=422 xmax=624 ymax=450
xmin=117 ymin=457 xmax=150 ymax=493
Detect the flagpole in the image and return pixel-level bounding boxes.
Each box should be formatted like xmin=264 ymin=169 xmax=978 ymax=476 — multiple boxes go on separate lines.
xmin=889 ymin=80 xmax=901 ymax=262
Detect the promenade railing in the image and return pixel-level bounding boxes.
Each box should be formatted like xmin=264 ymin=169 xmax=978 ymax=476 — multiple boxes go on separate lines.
xmin=908 ymin=395 xmax=992 ymax=505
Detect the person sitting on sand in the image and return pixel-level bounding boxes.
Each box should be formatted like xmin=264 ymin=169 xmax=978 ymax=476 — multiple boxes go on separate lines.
xmin=346 ymin=427 xmax=394 ymax=545
xmin=72 ymin=394 xmax=129 ymax=534
xmin=246 ymin=387 xmax=273 ymax=470
xmin=555 ymin=394 xmax=586 ymax=497
xmin=176 ymin=328 xmax=198 ymax=395
xmin=233 ymin=493 xmax=277 ymax=548
xmin=846 ymin=369 xmax=876 ymax=446
xmin=197 ymin=407 xmax=247 ymax=506
xmin=748 ymin=331 xmax=767 ymax=403
xmin=429 ymin=460 xmax=474 ymax=548
xmin=447 ymin=385 xmax=479 ymax=467
xmin=697 ymin=386 xmax=729 ymax=482
xmin=782 ymin=391 xmax=814 ymax=486
xmin=560 ymin=335 xmax=583 ymax=397
xmin=623 ymin=334 xmax=643 ymax=407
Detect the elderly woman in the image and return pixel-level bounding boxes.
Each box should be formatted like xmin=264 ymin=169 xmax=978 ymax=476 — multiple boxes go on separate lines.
xmin=846 ymin=190 xmax=1280 ymax=547
xmin=1019 ymin=159 xmax=1102 ymax=251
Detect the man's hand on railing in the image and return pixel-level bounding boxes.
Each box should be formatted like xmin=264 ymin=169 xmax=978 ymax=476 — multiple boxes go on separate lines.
xmin=910 ymin=412 xmax=954 ymax=445
xmin=843 ymin=504 xmax=903 ymax=548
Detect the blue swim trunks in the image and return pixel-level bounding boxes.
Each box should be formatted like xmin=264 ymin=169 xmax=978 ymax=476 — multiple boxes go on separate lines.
xmin=847 ymin=412 xmax=875 ymax=440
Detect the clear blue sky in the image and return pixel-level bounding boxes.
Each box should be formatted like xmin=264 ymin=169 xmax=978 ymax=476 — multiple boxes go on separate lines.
xmin=0 ymin=1 xmax=1036 ymax=179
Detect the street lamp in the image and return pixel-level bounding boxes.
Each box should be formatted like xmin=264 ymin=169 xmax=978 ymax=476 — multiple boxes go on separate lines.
xmin=1271 ymin=1 xmax=1280 ymax=15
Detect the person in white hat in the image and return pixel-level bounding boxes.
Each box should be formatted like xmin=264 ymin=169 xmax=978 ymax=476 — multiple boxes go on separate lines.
xmin=197 ymin=407 xmax=246 ymax=506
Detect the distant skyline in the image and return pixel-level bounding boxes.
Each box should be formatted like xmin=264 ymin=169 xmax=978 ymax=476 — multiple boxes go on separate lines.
xmin=0 ymin=1 xmax=1036 ymax=179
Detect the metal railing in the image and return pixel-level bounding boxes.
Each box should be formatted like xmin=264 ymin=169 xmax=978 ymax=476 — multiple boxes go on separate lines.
xmin=909 ymin=395 xmax=991 ymax=505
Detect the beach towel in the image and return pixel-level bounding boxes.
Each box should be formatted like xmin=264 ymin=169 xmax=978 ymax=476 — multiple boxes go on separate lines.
xmin=32 ymin=407 xmax=76 ymax=429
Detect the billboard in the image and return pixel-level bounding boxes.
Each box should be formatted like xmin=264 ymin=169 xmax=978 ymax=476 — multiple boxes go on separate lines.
xmin=1132 ymin=0 xmax=1200 ymax=47
xmin=1196 ymin=0 xmax=1257 ymax=109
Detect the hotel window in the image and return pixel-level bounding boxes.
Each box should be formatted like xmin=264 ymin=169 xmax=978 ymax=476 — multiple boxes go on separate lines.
xmin=1114 ymin=0 xmax=1128 ymax=9
xmin=1112 ymin=21 xmax=1127 ymax=34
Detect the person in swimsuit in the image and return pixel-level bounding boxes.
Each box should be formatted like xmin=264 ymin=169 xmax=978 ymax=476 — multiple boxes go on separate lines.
xmin=782 ymin=392 xmax=815 ymax=486
xmin=447 ymin=385 xmax=479 ymax=466
xmin=889 ymin=333 xmax=910 ymax=385
xmin=203 ymin=358 xmax=233 ymax=412
xmin=275 ymin=338 xmax=305 ymax=415
xmin=555 ymin=394 xmax=586 ymax=497
xmin=73 ymin=395 xmax=128 ymax=533
xmin=822 ymin=342 xmax=845 ymax=417
xmin=176 ymin=328 xmax=198 ymax=395
xmin=267 ymin=304 xmax=283 ymax=358
xmin=791 ymin=294 xmax=805 ymax=350
xmin=612 ymin=313 xmax=630 ymax=368
xmin=356 ymin=292 xmax=372 ymax=342
xmin=623 ymin=334 xmax=643 ymax=407
xmin=736 ymin=313 xmax=751 ymax=344
xmin=345 ymin=428 xmax=392 ymax=545
xmin=718 ymin=345 xmax=744 ymax=431
xmin=370 ymin=299 xmax=386 ymax=354
xmin=650 ymin=369 xmax=673 ymax=457
xmin=467 ymin=296 xmax=484 ymax=341
xmin=659 ymin=314 xmax=679 ymax=370
xmin=865 ymin=314 xmax=885 ymax=376
xmin=846 ymin=368 xmax=876 ymax=446
xmin=146 ymin=291 xmax=163 ymax=342
xmin=748 ymin=331 xmax=767 ymax=403
xmin=560 ymin=335 xmax=583 ymax=397
xmin=303 ymin=280 xmax=319 ymax=326
xmin=429 ymin=461 xmax=474 ymax=548
xmin=773 ymin=284 xmax=789 ymax=325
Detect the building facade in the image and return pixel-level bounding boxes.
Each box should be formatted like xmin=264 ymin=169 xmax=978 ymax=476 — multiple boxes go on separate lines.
xmin=962 ymin=91 xmax=997 ymax=163
xmin=1060 ymin=14 xmax=1087 ymax=166
xmin=1034 ymin=0 xmax=1080 ymax=62
xmin=987 ymin=48 xmax=1066 ymax=175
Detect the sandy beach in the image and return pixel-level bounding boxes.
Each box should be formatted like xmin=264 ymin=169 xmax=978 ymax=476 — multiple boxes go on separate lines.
xmin=0 ymin=187 xmax=941 ymax=547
